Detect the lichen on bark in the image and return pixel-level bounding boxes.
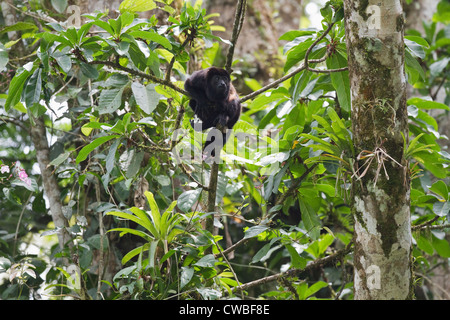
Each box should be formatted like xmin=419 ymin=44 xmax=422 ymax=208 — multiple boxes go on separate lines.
xmin=344 ymin=0 xmax=412 ymax=300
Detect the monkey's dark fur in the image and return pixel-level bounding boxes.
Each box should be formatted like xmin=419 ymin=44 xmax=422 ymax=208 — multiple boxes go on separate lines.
xmin=184 ymin=67 xmax=241 ymax=155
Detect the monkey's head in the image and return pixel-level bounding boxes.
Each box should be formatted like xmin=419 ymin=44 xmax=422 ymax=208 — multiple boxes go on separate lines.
xmin=206 ymin=68 xmax=230 ymax=102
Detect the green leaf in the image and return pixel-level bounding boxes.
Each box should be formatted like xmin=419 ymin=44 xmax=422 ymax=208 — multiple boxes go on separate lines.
xmin=279 ymin=30 xmax=315 ymax=41
xmin=177 ymin=189 xmax=202 ymax=213
xmin=119 ymin=0 xmax=157 ymax=13
xmin=121 ymin=243 xmax=149 ymax=265
xmin=105 ymin=138 xmax=121 ymax=174
xmin=305 ymin=281 xmax=328 ymax=298
xmin=5 ymin=63 xmax=34 ymax=112
xmin=0 ymin=22 xmax=38 ymax=34
xmin=432 ymin=234 xmax=450 ymax=258
xmin=433 ymin=201 xmax=450 ymax=217
xmin=252 ymin=242 xmax=275 ymax=264
xmin=80 ymin=62 xmax=99 ymax=79
xmin=244 ymin=225 xmax=270 ymax=239
xmin=113 ymin=265 xmax=136 ymax=281
xmin=145 ymin=191 xmax=161 ymax=230
xmin=429 ymin=180 xmax=449 ymax=201
xmin=52 ymin=50 xmax=72 ymax=74
xmin=119 ymin=11 xmax=135 ymax=29
xmin=407 ymin=97 xmax=450 ymax=111
xmin=327 ymin=52 xmax=350 ymax=112
xmin=148 ymin=240 xmax=159 ymax=272
xmin=429 ymin=58 xmax=450 ymax=77
xmin=180 ymin=267 xmax=194 ymax=289
xmin=128 ymin=207 xmax=159 ymax=236
xmin=285 ymin=39 xmax=314 ymax=71
xmin=283 ymin=104 xmax=305 ymax=136
xmin=107 ymin=227 xmax=152 ymax=241
xmin=23 ymin=68 xmax=42 ymax=108
xmin=405 ymin=49 xmax=425 ymax=84
xmin=405 ymin=38 xmax=426 ymax=59
xmin=404 ymin=36 xmax=429 ymax=48
xmin=131 ymin=82 xmax=161 ymax=115
xmin=125 ymin=151 xmax=144 ymax=179
xmin=97 ymin=87 xmax=126 ymax=114
xmin=301 ymin=133 xmax=340 ymax=155
xmin=194 ymin=254 xmax=216 ymax=268
xmin=285 ymin=244 xmax=307 ymax=269
xmin=299 ymin=198 xmax=321 ymax=240
xmin=413 ymin=151 xmax=446 ymax=179
xmin=76 ymin=135 xmax=119 ymax=164
xmin=318 ymin=234 xmax=335 ymax=255
xmin=51 ymin=0 xmax=68 ymax=14
xmin=128 ymin=30 xmax=172 ymax=50
xmin=93 ymin=20 xmax=115 ymax=36
xmin=49 ymin=151 xmax=71 ymax=167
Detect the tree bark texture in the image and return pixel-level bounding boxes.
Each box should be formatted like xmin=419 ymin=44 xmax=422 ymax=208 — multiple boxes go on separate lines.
xmin=343 ymin=0 xmax=412 ymax=299
xmin=30 ymin=117 xmax=71 ymax=249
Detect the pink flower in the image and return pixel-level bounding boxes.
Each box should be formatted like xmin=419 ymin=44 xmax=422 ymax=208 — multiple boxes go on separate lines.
xmin=19 ymin=169 xmax=28 ymax=181
xmin=0 ymin=165 xmax=9 ymax=174
xmin=18 ymin=169 xmax=31 ymax=186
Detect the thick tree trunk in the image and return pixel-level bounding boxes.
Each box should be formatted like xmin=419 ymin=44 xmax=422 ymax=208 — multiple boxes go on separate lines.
xmin=343 ymin=0 xmax=413 ymax=299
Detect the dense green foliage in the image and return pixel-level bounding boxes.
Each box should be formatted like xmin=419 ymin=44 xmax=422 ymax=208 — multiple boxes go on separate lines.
xmin=0 ymin=0 xmax=449 ymax=300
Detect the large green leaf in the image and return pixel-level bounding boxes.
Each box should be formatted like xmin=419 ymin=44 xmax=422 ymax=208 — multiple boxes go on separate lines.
xmin=23 ymin=68 xmax=42 ymax=109
xmin=299 ymin=197 xmax=321 ymax=240
xmin=408 ymin=97 xmax=450 ymax=111
xmin=119 ymin=0 xmax=157 ymax=13
xmin=405 ymin=49 xmax=425 ymax=84
xmin=429 ymin=180 xmax=449 ymax=201
xmin=131 ymin=82 xmax=161 ymax=115
xmin=327 ymin=52 xmax=350 ymax=112
xmin=176 ymin=189 xmax=202 ymax=213
xmin=0 ymin=22 xmax=38 ymax=34
xmin=180 ymin=267 xmax=194 ymax=289
xmin=128 ymin=30 xmax=172 ymax=50
xmin=432 ymin=234 xmax=450 ymax=258
xmin=244 ymin=225 xmax=270 ymax=239
xmin=80 ymin=62 xmax=99 ymax=79
xmin=121 ymin=243 xmax=150 ymax=265
xmin=76 ymin=135 xmax=119 ymax=164
xmin=145 ymin=191 xmax=161 ymax=230
xmin=285 ymin=244 xmax=307 ymax=269
xmin=97 ymin=87 xmax=126 ymax=114
xmin=107 ymin=227 xmax=152 ymax=241
xmin=5 ymin=63 xmax=34 ymax=112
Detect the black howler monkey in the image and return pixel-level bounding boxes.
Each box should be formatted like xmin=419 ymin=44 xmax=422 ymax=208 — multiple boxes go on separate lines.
xmin=184 ymin=67 xmax=241 ymax=156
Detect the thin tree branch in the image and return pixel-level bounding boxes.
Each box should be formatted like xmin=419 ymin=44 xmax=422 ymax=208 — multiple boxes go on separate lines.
xmin=231 ymin=242 xmax=353 ymax=294
xmin=89 ymin=60 xmax=188 ymax=96
xmin=203 ymin=0 xmax=248 ymax=234
xmin=206 ymin=160 xmax=219 ymax=234
xmin=225 ymin=0 xmax=247 ymax=73
xmin=215 ymin=237 xmax=249 ymax=259
xmin=213 ymin=238 xmax=244 ymax=299
xmin=165 ymin=36 xmax=193 ymax=82
xmin=240 ymin=22 xmax=346 ymax=103
xmin=240 ymin=64 xmax=307 ymax=103
xmin=275 ymin=163 xmax=318 ymax=206
xmin=304 ymin=22 xmax=335 ymax=70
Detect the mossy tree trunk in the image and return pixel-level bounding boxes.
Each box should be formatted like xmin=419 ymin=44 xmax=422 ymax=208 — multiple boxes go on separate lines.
xmin=343 ymin=0 xmax=413 ymax=299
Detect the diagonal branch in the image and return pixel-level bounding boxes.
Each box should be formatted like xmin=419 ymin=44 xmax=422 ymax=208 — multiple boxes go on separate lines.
xmin=89 ymin=60 xmax=188 ymax=96
xmin=240 ymin=22 xmax=347 ymax=103
xmin=231 ymin=242 xmax=353 ymax=294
